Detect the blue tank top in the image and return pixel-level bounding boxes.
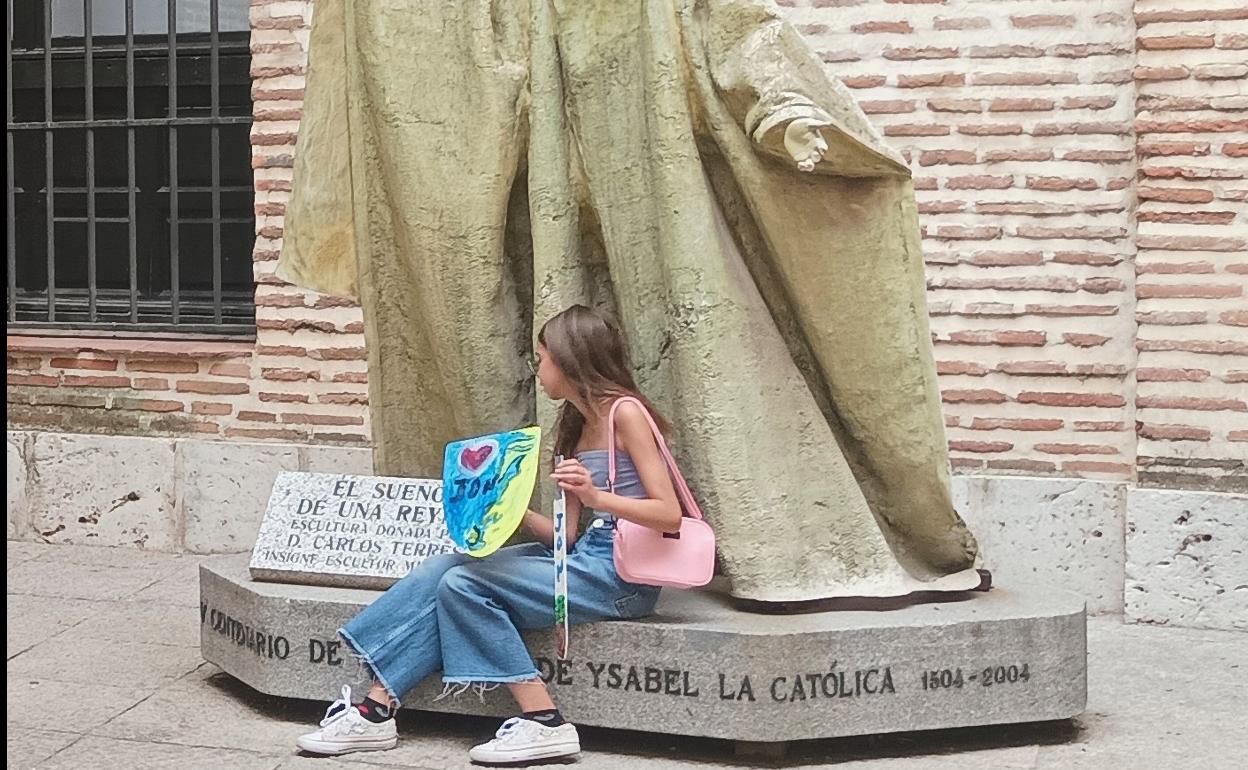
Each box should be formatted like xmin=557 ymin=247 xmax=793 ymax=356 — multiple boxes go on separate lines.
xmin=576 ymin=449 xmax=646 ymax=523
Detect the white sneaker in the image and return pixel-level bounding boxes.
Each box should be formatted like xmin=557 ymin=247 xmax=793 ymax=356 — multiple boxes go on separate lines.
xmin=468 ymin=717 xmax=580 ymax=764
xmin=296 ymin=686 xmax=398 ymax=756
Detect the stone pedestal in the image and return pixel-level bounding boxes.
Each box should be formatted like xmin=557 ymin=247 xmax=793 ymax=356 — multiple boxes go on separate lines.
xmin=200 ymin=555 xmax=1086 ymax=742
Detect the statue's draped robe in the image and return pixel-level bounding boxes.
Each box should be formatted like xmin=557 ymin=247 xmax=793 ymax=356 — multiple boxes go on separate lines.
xmin=278 ymin=0 xmax=981 ymax=601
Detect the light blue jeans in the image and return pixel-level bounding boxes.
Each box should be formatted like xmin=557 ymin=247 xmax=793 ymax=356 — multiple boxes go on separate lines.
xmin=339 ymin=519 xmax=661 ymax=703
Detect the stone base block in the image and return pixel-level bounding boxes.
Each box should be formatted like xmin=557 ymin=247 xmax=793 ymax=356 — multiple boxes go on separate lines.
xmin=200 ymin=556 xmax=1087 ymax=742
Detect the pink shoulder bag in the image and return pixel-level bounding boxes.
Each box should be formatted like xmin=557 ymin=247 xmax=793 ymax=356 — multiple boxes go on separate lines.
xmin=607 ymin=397 xmax=715 ymax=588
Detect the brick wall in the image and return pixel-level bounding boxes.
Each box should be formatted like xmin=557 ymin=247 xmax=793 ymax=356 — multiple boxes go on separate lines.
xmin=7 ymin=0 xmax=1246 ymax=491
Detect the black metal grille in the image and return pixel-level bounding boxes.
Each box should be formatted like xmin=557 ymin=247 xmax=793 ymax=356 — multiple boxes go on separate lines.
xmin=7 ymin=0 xmax=256 ymax=335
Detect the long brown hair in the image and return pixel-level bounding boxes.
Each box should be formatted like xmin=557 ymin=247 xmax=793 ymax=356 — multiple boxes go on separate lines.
xmin=537 ymin=305 xmax=669 ymax=459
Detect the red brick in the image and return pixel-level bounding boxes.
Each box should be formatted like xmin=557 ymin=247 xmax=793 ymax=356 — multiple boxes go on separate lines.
xmin=1016 ymin=225 xmax=1127 ymax=241
xmin=973 ymin=72 xmax=1078 ymax=86
xmin=969 ymin=46 xmax=1044 ymax=59
xmin=176 ymin=380 xmax=250 ymax=395
xmin=1137 ymin=284 xmax=1243 ymax=300
xmin=990 ymin=98 xmax=1055 ymax=112
xmin=948 ymin=331 xmax=1046 ymax=347
xmin=965 ymin=251 xmax=1044 ymax=267
xmin=1139 ymin=142 xmax=1212 ymax=157
xmin=1137 ymin=311 xmax=1207 ymax=326
xmin=1220 ymin=311 xmax=1248 ymax=327
xmin=49 ymin=357 xmax=118 ymax=371
xmin=1138 ymin=396 xmax=1247 ymax=412
xmin=1136 ymin=9 xmax=1248 ymax=23
xmin=1063 ymin=150 xmax=1132 ymax=162
xmin=1025 ymin=304 xmax=1119 ymax=317
xmin=1062 ymin=96 xmax=1117 ymax=111
xmin=928 ymin=99 xmax=983 ymax=113
xmin=308 ymin=348 xmax=369 ymax=361
xmin=1035 ymin=443 xmax=1119 ymax=455
xmin=941 ymin=389 xmax=1008 ymax=404
xmin=999 ymin=361 xmax=1067 ymax=376
xmin=128 ymin=359 xmax=199 ymax=374
xmin=884 ymin=47 xmax=958 ymax=60
xmin=62 ymin=375 xmax=130 ymax=388
xmin=936 ymin=361 xmax=990 ymax=376
xmin=934 ymin=17 xmax=990 ymax=31
xmin=1138 ymin=35 xmax=1215 ymax=51
xmin=261 ymin=368 xmax=321 ymax=382
xmin=946 ymin=175 xmax=1014 ymax=190
xmin=238 ymin=411 xmax=278 ymax=423
xmin=983 ymin=149 xmax=1054 ymax=162
xmin=986 ymin=459 xmax=1058 ymax=473
xmin=1063 ymin=334 xmax=1112 ymax=348
xmin=280 ymin=413 xmax=367 ymax=426
xmin=1138 ymin=262 xmax=1217 ymax=275
xmin=253 ymin=15 xmax=307 ymax=31
xmin=918 ymin=201 xmax=967 ymax=214
xmin=255 ymin=345 xmax=308 ymax=357
xmin=957 ymin=124 xmax=1024 ymax=136
xmin=8 ymin=373 xmax=59 ymax=387
xmin=1062 ymin=461 xmax=1132 ymax=475
xmin=192 ymin=402 xmax=233 ymax=415
xmin=883 ymin=124 xmax=952 ymax=136
xmin=1074 ymin=421 xmax=1124 ymax=432
xmin=1138 ymin=424 xmax=1213 ymax=441
xmin=897 ymin=73 xmax=965 ymax=88
xmin=1011 ymin=14 xmax=1075 ymax=28
xmin=949 ymin=441 xmax=1013 ymax=453
xmin=112 ymin=398 xmax=184 ymax=413
xmin=310 ymin=295 xmax=358 ymax=310
xmin=1026 ymin=176 xmax=1099 ymax=192
xmin=919 ymin=150 xmax=977 ymax=166
xmin=1137 ymin=119 xmax=1248 ymax=134
xmin=934 ymin=226 xmax=1001 ymax=241
xmin=852 ymin=21 xmax=913 ymax=33
xmin=208 ymin=363 xmax=252 ymax=378
xmin=1137 ymin=211 xmax=1237 ymax=225
xmin=259 ymin=392 xmax=311 ymax=403
xmin=1032 ymin=122 xmax=1130 ymax=136
xmin=970 ymin=418 xmax=1063 ymax=431
xmin=1018 ymin=392 xmax=1126 ymax=408
xmin=931 ymin=276 xmax=1080 ymax=292
xmin=1225 ymin=143 xmax=1248 ymax=158
xmin=1081 ymin=278 xmax=1126 ymax=294
xmin=1225 ymin=371 xmax=1248 ymax=384
xmin=132 ymin=377 xmax=170 ymax=391
xmin=1229 ymin=431 xmax=1248 ymax=442
xmin=224 ymin=427 xmax=309 ymax=441
xmin=1137 ymin=368 xmax=1211 ymax=382
xmin=1052 ymin=43 xmax=1130 ymax=57
xmin=255 ymin=292 xmax=307 ymax=308
xmin=1053 ymin=252 xmax=1124 ymax=267
xmin=951 ymin=458 xmax=986 ymax=471
xmin=332 ymin=372 xmax=370 ymax=384
xmin=1137 ymin=339 xmax=1248 ymax=355
xmin=840 ymin=75 xmax=887 ymax=89
xmin=1137 ymin=235 xmax=1247 ymax=252
xmin=318 ymin=393 xmax=370 ymax=406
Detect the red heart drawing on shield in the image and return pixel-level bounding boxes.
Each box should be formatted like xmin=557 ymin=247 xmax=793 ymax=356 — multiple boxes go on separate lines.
xmin=460 ymin=444 xmax=494 ymax=473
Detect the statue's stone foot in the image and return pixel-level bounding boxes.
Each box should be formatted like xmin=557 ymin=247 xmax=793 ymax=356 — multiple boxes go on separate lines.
xmin=201 ymin=556 xmax=1084 ymax=743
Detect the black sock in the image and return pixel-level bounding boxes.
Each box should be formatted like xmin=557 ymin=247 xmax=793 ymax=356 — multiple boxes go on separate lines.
xmin=524 ymin=708 xmax=565 ymax=727
xmin=356 ymin=696 xmax=393 ymax=723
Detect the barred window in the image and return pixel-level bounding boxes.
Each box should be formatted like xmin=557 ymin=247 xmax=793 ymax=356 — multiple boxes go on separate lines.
xmin=7 ymin=0 xmax=256 ymax=335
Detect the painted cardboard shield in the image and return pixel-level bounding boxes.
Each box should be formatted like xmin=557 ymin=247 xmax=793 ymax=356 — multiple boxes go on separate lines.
xmin=442 ymin=426 xmax=541 ymax=557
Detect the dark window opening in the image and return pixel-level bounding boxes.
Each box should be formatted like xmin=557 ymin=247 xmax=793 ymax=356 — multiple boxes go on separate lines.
xmin=7 ymin=0 xmax=257 ymax=335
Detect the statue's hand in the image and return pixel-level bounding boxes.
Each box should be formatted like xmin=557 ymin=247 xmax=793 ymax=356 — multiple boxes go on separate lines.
xmin=784 ymin=118 xmax=830 ymax=173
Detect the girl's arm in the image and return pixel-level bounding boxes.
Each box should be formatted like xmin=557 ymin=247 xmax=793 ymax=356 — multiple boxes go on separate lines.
xmin=521 ymin=494 xmax=582 ymax=549
xmin=553 ymin=401 xmax=682 ymax=532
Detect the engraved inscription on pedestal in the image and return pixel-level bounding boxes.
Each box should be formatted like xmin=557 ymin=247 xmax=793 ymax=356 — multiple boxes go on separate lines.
xmin=249 ymin=471 xmax=458 ymax=589
xmin=204 ymin=555 xmax=1088 ymax=742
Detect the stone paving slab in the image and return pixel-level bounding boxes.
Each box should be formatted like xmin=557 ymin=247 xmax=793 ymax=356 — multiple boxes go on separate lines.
xmin=7 ymin=542 xmax=1248 ymax=770
xmin=28 ymin=736 xmax=282 ymax=770
xmin=6 ymin=595 xmax=103 ymax=659
xmin=7 ymin=635 xmax=204 ymax=688
xmin=6 ymin=677 xmax=152 ymax=733
xmin=5 ymin=728 xmax=80 ymax=769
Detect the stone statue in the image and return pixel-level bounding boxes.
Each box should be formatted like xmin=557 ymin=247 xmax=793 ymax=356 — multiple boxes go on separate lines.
xmin=277 ymin=0 xmax=981 ymax=602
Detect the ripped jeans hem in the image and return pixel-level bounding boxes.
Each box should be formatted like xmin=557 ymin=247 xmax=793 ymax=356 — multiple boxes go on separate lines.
xmin=434 ymin=671 xmax=541 ymax=703
xmin=337 ymin=627 xmax=403 ymax=709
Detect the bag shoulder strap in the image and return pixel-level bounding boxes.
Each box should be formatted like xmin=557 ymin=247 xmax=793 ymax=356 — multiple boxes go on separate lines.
xmin=606 ymin=396 xmax=704 ymax=521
